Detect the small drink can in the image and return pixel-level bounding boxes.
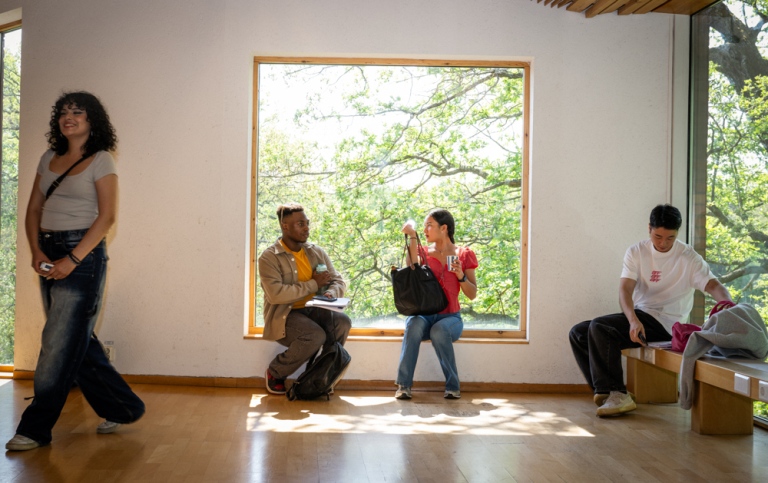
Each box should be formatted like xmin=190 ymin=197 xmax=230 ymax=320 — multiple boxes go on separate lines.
xmin=446 ymin=256 xmax=458 ymax=271
xmin=315 ymin=264 xmax=328 ymax=295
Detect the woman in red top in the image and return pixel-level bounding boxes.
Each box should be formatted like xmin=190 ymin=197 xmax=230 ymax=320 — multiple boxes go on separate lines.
xmin=395 ymin=209 xmax=478 ymax=400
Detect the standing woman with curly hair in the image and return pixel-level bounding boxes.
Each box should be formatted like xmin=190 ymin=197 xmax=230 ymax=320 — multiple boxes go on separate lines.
xmin=6 ymin=92 xmax=145 ymax=451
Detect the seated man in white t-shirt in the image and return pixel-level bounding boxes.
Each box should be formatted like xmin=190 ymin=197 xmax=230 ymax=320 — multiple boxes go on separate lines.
xmin=569 ymin=204 xmax=733 ymax=417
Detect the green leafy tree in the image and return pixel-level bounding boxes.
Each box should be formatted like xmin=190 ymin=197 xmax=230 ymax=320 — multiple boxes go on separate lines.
xmin=700 ymin=0 xmax=768 ymax=416
xmin=0 ymin=36 xmax=21 ymax=364
xmin=255 ymin=65 xmax=524 ymax=329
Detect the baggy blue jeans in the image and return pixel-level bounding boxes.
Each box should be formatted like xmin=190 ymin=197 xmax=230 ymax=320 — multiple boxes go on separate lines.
xmin=16 ymin=229 xmax=145 ymax=445
xmin=396 ymin=312 xmax=463 ymax=391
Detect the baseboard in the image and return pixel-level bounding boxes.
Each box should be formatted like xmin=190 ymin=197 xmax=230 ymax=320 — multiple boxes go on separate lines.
xmin=12 ymin=369 xmax=591 ymax=394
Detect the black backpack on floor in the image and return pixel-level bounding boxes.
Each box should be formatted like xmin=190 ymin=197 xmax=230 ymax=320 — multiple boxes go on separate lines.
xmin=286 ymin=342 xmax=351 ymax=401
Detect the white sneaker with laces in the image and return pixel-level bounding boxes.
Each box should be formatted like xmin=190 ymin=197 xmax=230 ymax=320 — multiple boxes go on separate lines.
xmin=5 ymin=434 xmax=40 ymax=451
xmin=596 ymin=391 xmax=637 ymax=417
xmin=395 ymin=385 xmax=412 ymax=400
xmin=444 ymin=389 xmax=461 ymax=399
xmin=594 ymin=391 xmax=636 ymax=407
xmin=97 ymin=420 xmax=122 ymax=434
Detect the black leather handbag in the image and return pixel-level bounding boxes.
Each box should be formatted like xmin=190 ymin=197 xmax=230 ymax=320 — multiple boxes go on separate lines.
xmin=390 ymin=234 xmax=448 ymax=316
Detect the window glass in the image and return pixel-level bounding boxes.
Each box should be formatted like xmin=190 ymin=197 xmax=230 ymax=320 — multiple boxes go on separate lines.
xmin=251 ymin=61 xmax=529 ymax=336
xmin=690 ymin=1 xmax=768 ymax=420
xmin=0 ymin=27 xmax=21 ymax=365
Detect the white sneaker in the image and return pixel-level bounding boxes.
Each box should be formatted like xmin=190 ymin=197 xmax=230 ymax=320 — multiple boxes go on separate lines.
xmin=395 ymin=385 xmax=412 ymax=400
xmin=444 ymin=390 xmax=461 ymax=399
xmin=594 ymin=391 xmax=636 ymax=407
xmin=97 ymin=420 xmax=122 ymax=434
xmin=596 ymin=391 xmax=637 ymax=417
xmin=5 ymin=434 xmax=40 ymax=451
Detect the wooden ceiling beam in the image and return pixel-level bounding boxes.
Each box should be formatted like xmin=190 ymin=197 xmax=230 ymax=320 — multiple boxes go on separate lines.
xmin=585 ymin=0 xmax=623 ymax=18
xmin=566 ymin=0 xmax=596 ymax=12
xmin=539 ymin=0 xmax=721 ymax=16
xmin=634 ymin=0 xmax=671 ymax=13
xmin=653 ymin=0 xmax=716 ymax=13
xmin=618 ymin=0 xmax=653 ymax=15
xmin=602 ymin=0 xmax=633 ymax=13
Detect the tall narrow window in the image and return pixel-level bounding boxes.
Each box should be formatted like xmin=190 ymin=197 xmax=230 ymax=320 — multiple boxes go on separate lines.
xmin=250 ymin=59 xmax=530 ymax=339
xmin=0 ymin=24 xmax=20 ymax=365
xmin=690 ymin=1 xmax=768 ymax=421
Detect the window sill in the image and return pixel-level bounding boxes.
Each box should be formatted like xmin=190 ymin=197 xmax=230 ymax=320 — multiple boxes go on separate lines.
xmin=244 ymin=333 xmax=528 ymax=344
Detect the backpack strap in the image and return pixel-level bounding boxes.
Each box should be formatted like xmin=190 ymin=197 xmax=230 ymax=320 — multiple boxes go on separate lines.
xmin=46 ymin=154 xmax=90 ymax=199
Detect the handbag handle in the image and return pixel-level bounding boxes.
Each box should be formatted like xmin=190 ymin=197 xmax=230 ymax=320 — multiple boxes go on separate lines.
xmin=401 ymin=233 xmax=426 ymax=268
xmin=709 ymin=300 xmax=736 ymax=317
xmin=45 ymin=154 xmax=90 ymax=199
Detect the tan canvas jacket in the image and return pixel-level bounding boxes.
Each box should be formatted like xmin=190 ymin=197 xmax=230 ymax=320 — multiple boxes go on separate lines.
xmin=258 ymin=239 xmax=347 ymax=340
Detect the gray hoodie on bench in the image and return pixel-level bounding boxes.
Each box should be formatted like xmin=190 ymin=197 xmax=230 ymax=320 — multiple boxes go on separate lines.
xmin=679 ymin=304 xmax=768 ymax=409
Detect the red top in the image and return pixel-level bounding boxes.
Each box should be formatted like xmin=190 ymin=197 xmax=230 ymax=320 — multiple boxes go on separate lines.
xmin=418 ymin=245 xmax=479 ymax=314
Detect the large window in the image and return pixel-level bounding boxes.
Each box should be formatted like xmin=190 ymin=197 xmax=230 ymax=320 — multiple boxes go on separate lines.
xmin=0 ymin=23 xmax=20 ymax=365
xmin=690 ymin=1 xmax=768 ymax=420
xmin=249 ymin=59 xmax=530 ymax=339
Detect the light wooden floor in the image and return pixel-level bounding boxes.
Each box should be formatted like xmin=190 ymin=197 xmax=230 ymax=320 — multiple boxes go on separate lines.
xmin=1 ymin=379 xmax=766 ymax=482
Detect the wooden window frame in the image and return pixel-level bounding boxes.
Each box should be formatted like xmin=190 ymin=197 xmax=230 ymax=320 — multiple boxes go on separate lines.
xmin=247 ymin=57 xmax=530 ymax=341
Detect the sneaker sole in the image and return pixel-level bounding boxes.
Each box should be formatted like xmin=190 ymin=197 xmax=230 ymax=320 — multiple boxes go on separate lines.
xmin=265 ymin=370 xmax=286 ymax=395
xmin=395 ymin=393 xmax=412 ymax=400
xmin=97 ymin=424 xmax=121 ymax=434
xmin=6 ymin=441 xmax=41 ymax=451
xmin=596 ymin=400 xmax=637 ymax=417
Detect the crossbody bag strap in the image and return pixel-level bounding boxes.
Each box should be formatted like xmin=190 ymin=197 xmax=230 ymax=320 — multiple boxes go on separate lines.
xmin=45 ymin=154 xmax=90 ymax=199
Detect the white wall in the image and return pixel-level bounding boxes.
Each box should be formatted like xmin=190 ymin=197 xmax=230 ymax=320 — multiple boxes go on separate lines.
xmin=6 ymin=0 xmax=689 ymax=386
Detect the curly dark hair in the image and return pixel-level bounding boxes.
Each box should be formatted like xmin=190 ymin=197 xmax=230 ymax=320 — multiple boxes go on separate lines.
xmin=47 ymin=91 xmax=117 ymax=156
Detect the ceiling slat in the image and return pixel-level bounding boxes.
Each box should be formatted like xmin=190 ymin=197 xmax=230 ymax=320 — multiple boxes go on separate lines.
xmin=602 ymin=0 xmax=633 ymax=13
xmin=566 ymin=0 xmax=597 ymax=12
xmin=540 ymin=0 xmax=720 ymax=16
xmin=617 ymin=0 xmax=653 ymax=15
xmin=653 ymin=0 xmax=714 ymax=14
xmin=585 ymin=0 xmax=623 ymax=18
xmin=635 ymin=0 xmax=671 ymax=13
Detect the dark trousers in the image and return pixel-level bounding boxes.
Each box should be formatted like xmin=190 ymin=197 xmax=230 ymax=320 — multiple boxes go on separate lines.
xmin=269 ymin=307 xmax=352 ymax=379
xmin=568 ymin=310 xmax=671 ymax=394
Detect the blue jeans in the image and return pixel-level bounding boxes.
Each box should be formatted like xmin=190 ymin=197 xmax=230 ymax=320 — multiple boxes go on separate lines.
xmin=16 ymin=229 xmax=145 ymax=445
xmin=396 ymin=312 xmax=463 ymax=391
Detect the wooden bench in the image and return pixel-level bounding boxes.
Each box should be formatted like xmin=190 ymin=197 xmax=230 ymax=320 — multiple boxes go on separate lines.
xmin=622 ymin=346 xmax=768 ymax=435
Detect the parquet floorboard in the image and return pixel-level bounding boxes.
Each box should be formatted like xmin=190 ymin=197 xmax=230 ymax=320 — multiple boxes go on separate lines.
xmin=1 ymin=379 xmax=766 ymax=482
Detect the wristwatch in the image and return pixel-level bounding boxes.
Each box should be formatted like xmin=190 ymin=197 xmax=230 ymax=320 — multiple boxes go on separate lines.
xmin=458 ymin=273 xmax=467 ymax=283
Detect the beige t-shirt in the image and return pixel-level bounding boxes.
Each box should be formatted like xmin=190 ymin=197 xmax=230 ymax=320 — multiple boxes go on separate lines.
xmin=37 ymin=149 xmax=117 ymax=231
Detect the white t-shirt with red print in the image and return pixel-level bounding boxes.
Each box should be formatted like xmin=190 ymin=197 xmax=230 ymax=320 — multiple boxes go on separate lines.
xmin=621 ymin=239 xmax=715 ymax=332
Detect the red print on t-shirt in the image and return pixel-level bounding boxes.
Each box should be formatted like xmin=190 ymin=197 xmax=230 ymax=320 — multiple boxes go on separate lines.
xmin=650 ymin=270 xmax=661 ymax=283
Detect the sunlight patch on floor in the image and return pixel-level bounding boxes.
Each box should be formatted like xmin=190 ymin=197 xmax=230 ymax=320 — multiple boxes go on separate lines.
xmin=245 ymin=395 xmax=595 ymax=437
